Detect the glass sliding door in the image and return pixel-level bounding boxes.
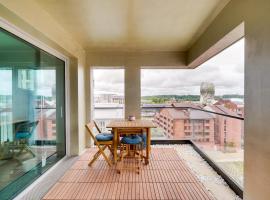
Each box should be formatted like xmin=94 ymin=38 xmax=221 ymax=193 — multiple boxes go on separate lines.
xmin=0 ymin=28 xmax=66 ymax=199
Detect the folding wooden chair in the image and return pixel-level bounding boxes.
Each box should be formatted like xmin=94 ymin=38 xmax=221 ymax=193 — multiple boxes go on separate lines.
xmin=85 ymin=121 xmax=113 ymax=167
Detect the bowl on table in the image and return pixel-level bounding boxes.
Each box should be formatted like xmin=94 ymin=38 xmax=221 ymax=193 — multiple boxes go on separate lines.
xmin=128 ymin=116 xmax=136 ymax=121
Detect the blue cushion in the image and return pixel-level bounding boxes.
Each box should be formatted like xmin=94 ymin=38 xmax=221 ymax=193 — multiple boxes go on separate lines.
xmin=121 ymin=135 xmax=142 ymax=145
xmin=15 ymin=132 xmax=31 ymax=139
xmin=95 ymin=133 xmax=113 ymax=141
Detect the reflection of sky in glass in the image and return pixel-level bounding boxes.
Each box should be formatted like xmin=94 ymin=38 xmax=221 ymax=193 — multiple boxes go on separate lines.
xmin=36 ymin=70 xmax=55 ymax=97
xmin=0 ymin=70 xmax=12 ymax=95
xmin=0 ymin=69 xmax=55 ymax=97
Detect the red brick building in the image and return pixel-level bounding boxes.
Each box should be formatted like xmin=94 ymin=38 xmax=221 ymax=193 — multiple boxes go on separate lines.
xmin=154 ymin=108 xmax=215 ymax=143
xmin=154 ymin=102 xmax=243 ymax=149
xmin=206 ymin=104 xmax=243 ymax=149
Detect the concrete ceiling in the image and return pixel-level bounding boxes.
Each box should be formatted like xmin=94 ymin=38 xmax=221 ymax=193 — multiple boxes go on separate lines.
xmin=36 ymin=0 xmax=230 ymax=52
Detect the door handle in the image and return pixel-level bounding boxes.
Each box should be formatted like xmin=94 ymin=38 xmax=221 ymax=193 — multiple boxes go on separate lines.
xmin=61 ymin=106 xmax=63 ymax=118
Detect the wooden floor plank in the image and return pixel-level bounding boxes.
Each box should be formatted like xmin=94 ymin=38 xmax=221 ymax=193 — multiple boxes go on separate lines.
xmin=73 ymin=183 xmax=85 ymax=199
xmin=43 ymin=147 xmax=214 ymax=200
xmin=84 ymin=183 xmax=93 ymax=200
xmin=191 ymin=182 xmax=207 ymax=200
xmin=42 ymin=182 xmax=62 ymax=199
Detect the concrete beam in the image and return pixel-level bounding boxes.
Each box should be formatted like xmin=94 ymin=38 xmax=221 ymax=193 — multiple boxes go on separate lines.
xmin=87 ymin=51 xmax=186 ymax=68
xmin=187 ymin=1 xmax=245 ymax=67
xmin=188 ymin=22 xmax=244 ymax=69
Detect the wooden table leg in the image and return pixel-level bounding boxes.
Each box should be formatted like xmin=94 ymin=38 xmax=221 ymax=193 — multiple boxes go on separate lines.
xmin=145 ymin=128 xmax=151 ymax=165
xmin=113 ymin=128 xmax=118 ymax=164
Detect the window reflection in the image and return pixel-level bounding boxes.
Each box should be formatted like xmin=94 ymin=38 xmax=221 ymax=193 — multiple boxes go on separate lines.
xmin=0 ymin=28 xmax=65 ymax=199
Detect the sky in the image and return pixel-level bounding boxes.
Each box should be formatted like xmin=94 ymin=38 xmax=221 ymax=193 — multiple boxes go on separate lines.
xmin=93 ymin=38 xmax=244 ymax=96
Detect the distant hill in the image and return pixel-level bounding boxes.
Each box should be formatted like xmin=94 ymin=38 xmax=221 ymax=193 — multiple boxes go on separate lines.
xmin=142 ymin=95 xmax=200 ymax=103
xmin=142 ymin=94 xmax=244 ymax=103
xmin=220 ymin=94 xmax=244 ymax=99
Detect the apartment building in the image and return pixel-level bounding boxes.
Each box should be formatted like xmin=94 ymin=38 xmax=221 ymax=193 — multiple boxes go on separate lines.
xmin=154 ymin=108 xmax=215 ymax=142
xmin=207 ymin=104 xmax=243 ymax=149
xmin=155 ymin=103 xmax=242 ymax=149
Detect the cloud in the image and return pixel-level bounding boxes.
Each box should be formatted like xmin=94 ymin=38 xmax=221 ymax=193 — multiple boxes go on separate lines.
xmin=93 ymin=69 xmax=124 ymax=95
xmin=93 ymin=39 xmax=244 ymax=96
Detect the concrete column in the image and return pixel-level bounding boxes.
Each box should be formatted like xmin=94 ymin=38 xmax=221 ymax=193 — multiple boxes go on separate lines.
xmin=125 ymin=65 xmax=141 ymax=119
xmin=244 ymin=2 xmax=270 ymax=199
xmin=85 ymin=67 xmax=93 ymax=147
xmin=68 ymin=58 xmax=79 ymax=156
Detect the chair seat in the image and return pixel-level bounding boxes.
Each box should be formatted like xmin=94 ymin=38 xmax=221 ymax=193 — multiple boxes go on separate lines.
xmin=95 ymin=133 xmax=113 ymax=141
xmin=15 ymin=132 xmax=31 ymax=139
xmin=121 ymin=135 xmax=142 ymax=145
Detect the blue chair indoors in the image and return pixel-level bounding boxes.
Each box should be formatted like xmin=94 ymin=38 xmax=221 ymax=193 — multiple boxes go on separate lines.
xmin=85 ymin=121 xmax=114 ymax=167
xmin=118 ymin=134 xmax=143 ymax=174
xmin=14 ymin=121 xmax=39 ymax=157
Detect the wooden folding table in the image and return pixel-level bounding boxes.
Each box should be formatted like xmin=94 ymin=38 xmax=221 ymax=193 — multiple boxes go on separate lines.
xmin=107 ymin=119 xmax=156 ymax=165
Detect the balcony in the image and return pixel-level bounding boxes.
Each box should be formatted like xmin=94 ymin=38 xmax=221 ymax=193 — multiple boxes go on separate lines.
xmin=1 ymin=0 xmax=270 ymax=199
xmin=44 ymin=147 xmax=208 ymax=200
xmin=43 ymin=144 xmax=241 ymax=200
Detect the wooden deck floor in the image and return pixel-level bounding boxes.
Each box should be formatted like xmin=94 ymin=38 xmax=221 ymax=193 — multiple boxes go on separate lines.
xmin=43 ymin=147 xmax=214 ymax=200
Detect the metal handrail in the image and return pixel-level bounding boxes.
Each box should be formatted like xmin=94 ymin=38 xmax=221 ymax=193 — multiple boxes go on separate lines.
xmin=173 ymin=106 xmax=244 ymax=120
xmin=92 ymin=104 xmax=245 ymax=120
xmin=141 ymin=105 xmax=244 ymax=120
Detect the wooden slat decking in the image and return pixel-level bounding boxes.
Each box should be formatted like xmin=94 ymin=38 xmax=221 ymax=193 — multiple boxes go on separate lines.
xmin=43 ymin=147 xmax=214 ymax=200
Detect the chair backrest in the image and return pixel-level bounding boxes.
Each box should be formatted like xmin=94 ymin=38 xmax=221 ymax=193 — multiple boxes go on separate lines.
xmin=85 ymin=121 xmax=100 ymax=144
xmin=93 ymin=121 xmax=102 ymax=133
xmin=16 ymin=121 xmax=39 ymax=134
